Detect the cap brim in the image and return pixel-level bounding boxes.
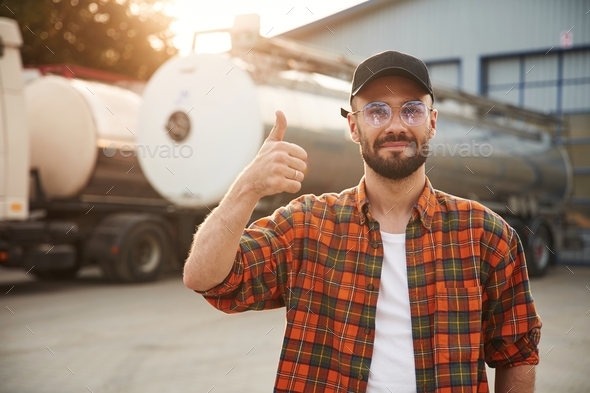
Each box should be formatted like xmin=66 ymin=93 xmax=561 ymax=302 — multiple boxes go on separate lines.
xmin=351 ymin=67 xmax=432 ymax=98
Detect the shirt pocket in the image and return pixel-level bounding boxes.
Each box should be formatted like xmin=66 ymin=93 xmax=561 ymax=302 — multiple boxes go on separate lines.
xmin=434 ymin=285 xmax=483 ymax=363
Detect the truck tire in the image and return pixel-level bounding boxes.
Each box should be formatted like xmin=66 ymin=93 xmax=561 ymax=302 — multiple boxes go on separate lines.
xmin=524 ymin=224 xmax=553 ymax=277
xmin=87 ymin=213 xmax=173 ymax=283
xmin=112 ymin=221 xmax=170 ymax=283
xmin=506 ymin=218 xmax=553 ymax=277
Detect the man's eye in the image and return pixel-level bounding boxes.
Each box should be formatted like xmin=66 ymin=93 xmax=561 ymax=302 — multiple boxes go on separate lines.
xmin=403 ymin=105 xmax=423 ymax=116
xmin=368 ymin=107 xmax=388 ymax=116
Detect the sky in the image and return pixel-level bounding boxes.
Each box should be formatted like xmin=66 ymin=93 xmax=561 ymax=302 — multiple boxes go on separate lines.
xmin=166 ymin=0 xmax=367 ymax=55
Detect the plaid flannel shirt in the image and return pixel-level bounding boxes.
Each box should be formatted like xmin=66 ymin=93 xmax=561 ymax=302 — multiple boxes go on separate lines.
xmin=199 ymin=177 xmax=541 ymax=392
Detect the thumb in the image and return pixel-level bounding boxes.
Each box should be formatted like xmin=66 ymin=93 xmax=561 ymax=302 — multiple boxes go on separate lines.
xmin=266 ymin=110 xmax=287 ymax=142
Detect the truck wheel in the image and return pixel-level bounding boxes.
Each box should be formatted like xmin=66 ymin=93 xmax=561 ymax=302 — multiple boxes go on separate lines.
xmin=114 ymin=221 xmax=170 ymax=283
xmin=525 ymin=225 xmax=553 ymax=277
xmin=505 ymin=218 xmax=552 ymax=277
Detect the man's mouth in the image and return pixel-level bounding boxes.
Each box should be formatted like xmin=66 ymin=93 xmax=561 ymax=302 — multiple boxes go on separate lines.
xmin=379 ymin=141 xmax=409 ymax=149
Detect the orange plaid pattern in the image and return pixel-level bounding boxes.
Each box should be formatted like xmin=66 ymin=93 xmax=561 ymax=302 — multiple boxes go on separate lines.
xmin=199 ymin=177 xmax=541 ymax=392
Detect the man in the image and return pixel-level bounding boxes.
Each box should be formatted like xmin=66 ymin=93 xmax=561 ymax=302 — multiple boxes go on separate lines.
xmin=183 ymin=50 xmax=541 ymax=393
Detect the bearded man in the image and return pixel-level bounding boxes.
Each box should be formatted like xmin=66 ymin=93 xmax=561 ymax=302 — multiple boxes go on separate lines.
xmin=183 ymin=50 xmax=541 ymax=393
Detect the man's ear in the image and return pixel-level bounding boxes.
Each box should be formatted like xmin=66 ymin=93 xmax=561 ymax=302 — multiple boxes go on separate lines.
xmin=348 ymin=114 xmax=361 ymax=144
xmin=428 ymin=108 xmax=438 ymax=138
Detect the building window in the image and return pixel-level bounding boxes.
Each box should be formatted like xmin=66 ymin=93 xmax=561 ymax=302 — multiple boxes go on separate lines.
xmin=482 ymin=47 xmax=590 ymax=115
xmin=426 ymin=59 xmax=461 ymax=90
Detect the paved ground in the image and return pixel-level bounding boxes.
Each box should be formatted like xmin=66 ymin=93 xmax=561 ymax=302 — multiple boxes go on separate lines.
xmin=0 ymin=264 xmax=588 ymax=393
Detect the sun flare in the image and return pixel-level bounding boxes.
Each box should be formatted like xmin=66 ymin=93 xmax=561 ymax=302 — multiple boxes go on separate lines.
xmin=165 ymin=0 xmax=366 ymax=56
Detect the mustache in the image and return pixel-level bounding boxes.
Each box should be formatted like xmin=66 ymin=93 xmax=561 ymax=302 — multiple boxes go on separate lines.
xmin=373 ymin=134 xmax=416 ymax=149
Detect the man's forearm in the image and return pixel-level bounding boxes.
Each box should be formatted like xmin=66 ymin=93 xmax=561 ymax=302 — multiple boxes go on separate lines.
xmin=182 ymin=110 xmax=306 ymax=292
xmin=183 ymin=179 xmax=260 ymax=292
xmin=495 ymin=365 xmax=535 ymax=393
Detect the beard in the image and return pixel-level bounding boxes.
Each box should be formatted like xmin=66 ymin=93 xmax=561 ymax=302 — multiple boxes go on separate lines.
xmin=358 ymin=125 xmax=429 ymax=181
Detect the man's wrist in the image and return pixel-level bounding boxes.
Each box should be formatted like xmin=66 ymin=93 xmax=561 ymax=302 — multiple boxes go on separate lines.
xmin=229 ymin=177 xmax=264 ymax=209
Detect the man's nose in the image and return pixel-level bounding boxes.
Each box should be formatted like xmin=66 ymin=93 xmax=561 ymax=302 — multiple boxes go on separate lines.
xmin=382 ymin=111 xmax=407 ymax=134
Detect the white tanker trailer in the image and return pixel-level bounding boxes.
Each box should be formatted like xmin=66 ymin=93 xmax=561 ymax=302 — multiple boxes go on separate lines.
xmin=0 ymin=17 xmax=571 ymax=282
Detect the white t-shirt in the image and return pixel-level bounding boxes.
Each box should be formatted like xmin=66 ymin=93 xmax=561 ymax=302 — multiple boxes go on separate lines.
xmin=366 ymin=231 xmax=417 ymax=393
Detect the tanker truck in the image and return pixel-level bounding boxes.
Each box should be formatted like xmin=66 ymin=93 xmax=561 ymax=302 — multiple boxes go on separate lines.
xmin=0 ymin=16 xmax=571 ymax=282
xmin=0 ymin=17 xmax=185 ymax=282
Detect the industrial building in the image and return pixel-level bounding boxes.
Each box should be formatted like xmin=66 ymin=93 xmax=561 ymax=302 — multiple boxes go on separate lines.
xmin=279 ymin=0 xmax=590 ymax=223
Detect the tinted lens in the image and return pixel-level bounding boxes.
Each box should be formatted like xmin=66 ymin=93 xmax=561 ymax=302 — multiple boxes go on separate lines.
xmin=363 ymin=102 xmax=391 ymax=127
xmin=401 ymin=101 xmax=428 ymax=126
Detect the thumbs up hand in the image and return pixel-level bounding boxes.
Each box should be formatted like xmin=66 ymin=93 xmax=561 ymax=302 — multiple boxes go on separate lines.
xmin=238 ymin=110 xmax=308 ymax=199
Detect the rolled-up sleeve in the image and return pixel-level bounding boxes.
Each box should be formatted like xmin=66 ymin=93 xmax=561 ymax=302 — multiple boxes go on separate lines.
xmin=483 ymin=227 xmax=542 ymax=368
xmin=195 ymin=202 xmax=298 ymax=313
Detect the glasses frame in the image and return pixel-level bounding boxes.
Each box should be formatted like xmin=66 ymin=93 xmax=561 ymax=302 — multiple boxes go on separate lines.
xmin=349 ymin=100 xmax=434 ymax=128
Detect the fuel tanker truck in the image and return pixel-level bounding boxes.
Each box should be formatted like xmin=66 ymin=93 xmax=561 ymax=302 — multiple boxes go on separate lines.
xmin=0 ymin=16 xmax=571 ymax=282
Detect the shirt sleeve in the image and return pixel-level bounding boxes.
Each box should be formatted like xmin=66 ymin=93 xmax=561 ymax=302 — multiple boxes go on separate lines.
xmin=195 ymin=201 xmax=298 ymax=313
xmin=482 ymin=224 xmax=542 ymax=368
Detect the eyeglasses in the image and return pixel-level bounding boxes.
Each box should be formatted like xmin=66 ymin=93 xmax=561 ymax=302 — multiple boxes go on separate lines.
xmin=349 ymin=101 xmax=433 ymax=127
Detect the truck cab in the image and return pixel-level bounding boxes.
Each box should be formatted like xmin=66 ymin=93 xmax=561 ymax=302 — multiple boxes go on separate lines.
xmin=0 ymin=17 xmax=28 ymax=223
xmin=0 ymin=18 xmax=82 ymax=278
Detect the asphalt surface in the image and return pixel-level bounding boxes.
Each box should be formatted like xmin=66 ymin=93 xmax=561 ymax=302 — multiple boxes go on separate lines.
xmin=0 ymin=264 xmax=589 ymax=393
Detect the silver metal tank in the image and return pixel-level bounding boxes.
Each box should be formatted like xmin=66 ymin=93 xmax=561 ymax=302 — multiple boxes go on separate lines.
xmin=137 ymin=53 xmax=570 ymax=213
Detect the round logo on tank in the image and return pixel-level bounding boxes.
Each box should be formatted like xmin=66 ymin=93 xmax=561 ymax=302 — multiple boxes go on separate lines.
xmin=165 ymin=111 xmax=191 ymax=142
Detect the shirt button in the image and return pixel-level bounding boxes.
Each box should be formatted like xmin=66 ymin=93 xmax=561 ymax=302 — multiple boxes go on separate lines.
xmin=364 ymin=327 xmax=371 ymax=334
xmin=371 ymin=242 xmax=379 ymax=248
xmin=357 ymin=373 xmax=363 ymax=380
xmin=366 ymin=283 xmax=374 ymax=291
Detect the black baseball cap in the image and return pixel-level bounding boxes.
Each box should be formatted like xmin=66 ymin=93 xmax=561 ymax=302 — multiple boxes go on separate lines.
xmin=341 ymin=50 xmax=434 ymax=118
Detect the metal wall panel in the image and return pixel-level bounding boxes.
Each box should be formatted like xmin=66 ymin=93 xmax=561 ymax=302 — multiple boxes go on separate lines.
xmin=564 ymin=51 xmax=590 ymax=79
xmin=487 ymin=58 xmax=520 ymax=85
xmin=562 ymin=50 xmax=590 ymax=112
xmin=483 ymin=48 xmax=590 ymax=114
xmin=282 ymin=0 xmax=590 ymax=94
xmin=524 ymin=86 xmax=558 ymax=113
xmin=524 ymin=55 xmax=558 ymax=83
xmin=428 ymin=62 xmax=460 ymax=89
xmin=563 ymin=84 xmax=590 ymax=112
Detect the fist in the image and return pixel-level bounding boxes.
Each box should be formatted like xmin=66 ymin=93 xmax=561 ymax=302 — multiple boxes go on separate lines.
xmin=242 ymin=110 xmax=308 ymax=198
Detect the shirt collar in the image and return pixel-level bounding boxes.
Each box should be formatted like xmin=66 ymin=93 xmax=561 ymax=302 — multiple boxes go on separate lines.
xmin=412 ymin=177 xmax=436 ymax=229
xmin=355 ymin=175 xmax=437 ymax=229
